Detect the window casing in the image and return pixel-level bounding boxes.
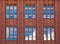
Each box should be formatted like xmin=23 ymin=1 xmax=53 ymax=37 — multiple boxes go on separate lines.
xmin=6 ymin=27 xmax=17 ymax=40
xmin=44 ymin=26 xmax=54 ymax=40
xmin=25 ymin=27 xmax=36 ymax=40
xmin=25 ymin=5 xmax=36 ymax=18
xmin=43 ymin=5 xmax=54 ymax=18
xmin=6 ymin=5 xmax=17 ymax=18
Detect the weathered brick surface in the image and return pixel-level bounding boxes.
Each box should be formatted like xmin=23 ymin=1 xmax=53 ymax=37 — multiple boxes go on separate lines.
xmin=0 ymin=0 xmax=59 ymax=44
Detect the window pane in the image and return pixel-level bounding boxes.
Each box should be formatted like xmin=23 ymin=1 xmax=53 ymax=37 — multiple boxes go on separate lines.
xmin=25 ymin=6 xmax=29 ymax=18
xmin=32 ymin=6 xmax=36 ymax=18
xmin=29 ymin=6 xmax=31 ymax=14
xmin=6 ymin=27 xmax=9 ymax=40
xmin=47 ymin=6 xmax=50 ymax=18
xmin=6 ymin=14 xmax=9 ymax=18
xmin=25 ymin=27 xmax=29 ymax=40
xmin=6 ymin=6 xmax=9 ymax=18
xmin=32 ymin=14 xmax=36 ymax=18
xmin=29 ymin=27 xmax=33 ymax=40
xmin=43 ymin=14 xmax=46 ymax=18
xmin=43 ymin=6 xmax=46 ymax=18
xmin=25 ymin=6 xmax=28 ymax=9
xmin=44 ymin=27 xmax=47 ymax=40
xmin=51 ymin=6 xmax=54 ymax=18
xmin=14 ymin=27 xmax=17 ymax=40
xmin=32 ymin=10 xmax=36 ymax=18
xmin=33 ymin=27 xmax=36 ymax=40
xmin=51 ymin=14 xmax=54 ymax=18
xmin=25 ymin=9 xmax=28 ymax=14
xmin=28 ymin=6 xmax=32 ymax=18
xmin=10 ymin=27 xmax=13 ymax=40
xmin=10 ymin=6 xmax=13 ymax=18
xmin=14 ymin=6 xmax=17 ymax=18
xmin=51 ymin=27 xmax=54 ymax=40
xmin=43 ymin=6 xmax=46 ymax=10
xmin=48 ymin=27 xmax=50 ymax=40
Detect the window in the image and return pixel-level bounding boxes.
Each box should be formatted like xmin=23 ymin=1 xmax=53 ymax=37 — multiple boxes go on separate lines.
xmin=25 ymin=27 xmax=36 ymax=40
xmin=14 ymin=5 xmax=17 ymax=18
xmin=6 ymin=6 xmax=10 ymax=18
xmin=44 ymin=27 xmax=47 ymax=40
xmin=51 ymin=27 xmax=54 ymax=40
xmin=6 ymin=5 xmax=17 ymax=18
xmin=43 ymin=5 xmax=54 ymax=18
xmin=43 ymin=5 xmax=46 ymax=18
xmin=43 ymin=26 xmax=54 ymax=40
xmin=25 ymin=5 xmax=36 ymax=18
xmin=51 ymin=6 xmax=54 ymax=18
xmin=10 ymin=27 xmax=13 ymax=40
xmin=47 ymin=6 xmax=50 ymax=18
xmin=6 ymin=27 xmax=17 ymax=40
xmin=10 ymin=6 xmax=13 ymax=18
xmin=6 ymin=27 xmax=9 ymax=40
xmin=48 ymin=27 xmax=50 ymax=40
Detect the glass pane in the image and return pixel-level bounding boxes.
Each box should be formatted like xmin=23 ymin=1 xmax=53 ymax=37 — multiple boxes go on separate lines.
xmin=47 ymin=6 xmax=50 ymax=18
xmin=32 ymin=15 xmax=36 ymax=18
xmin=29 ymin=27 xmax=33 ymax=40
xmin=32 ymin=6 xmax=35 ymax=9
xmin=25 ymin=6 xmax=28 ymax=9
xmin=51 ymin=27 xmax=54 ymax=40
xmin=48 ymin=27 xmax=50 ymax=40
xmin=25 ymin=8 xmax=29 ymax=18
xmin=43 ymin=6 xmax=46 ymax=10
xmin=6 ymin=9 xmax=9 ymax=14
xmin=33 ymin=27 xmax=36 ymax=40
xmin=44 ymin=27 xmax=47 ymax=40
xmin=51 ymin=14 xmax=54 ymax=18
xmin=32 ymin=9 xmax=36 ymax=15
xmin=43 ymin=10 xmax=46 ymax=14
xmin=29 ymin=7 xmax=32 ymax=18
xmin=32 ymin=10 xmax=36 ymax=18
xmin=6 ymin=27 xmax=9 ymax=40
xmin=51 ymin=10 xmax=54 ymax=15
xmin=25 ymin=27 xmax=29 ymax=40
xmin=51 ymin=6 xmax=54 ymax=18
xmin=6 ymin=6 xmax=9 ymax=18
xmin=28 ymin=6 xmax=32 ymax=18
xmin=6 ymin=15 xmax=9 ymax=18
xmin=10 ymin=6 xmax=13 ymax=18
xmin=47 ymin=6 xmax=50 ymax=10
xmin=14 ymin=27 xmax=17 ymax=40
xmin=14 ymin=15 xmax=17 ymax=18
xmin=10 ymin=27 xmax=13 ymax=40
xmin=25 ymin=6 xmax=29 ymax=14
xmin=43 ymin=14 xmax=46 ymax=18
xmin=47 ymin=14 xmax=50 ymax=18
xmin=43 ymin=6 xmax=46 ymax=18
xmin=14 ymin=6 xmax=17 ymax=14
xmin=29 ymin=6 xmax=31 ymax=14
xmin=25 ymin=15 xmax=29 ymax=18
